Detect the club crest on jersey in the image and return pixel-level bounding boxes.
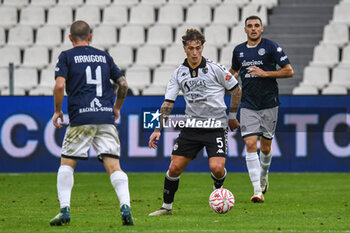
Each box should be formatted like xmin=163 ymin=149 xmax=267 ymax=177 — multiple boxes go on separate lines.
xmin=239 ymin=52 xmax=244 ymax=57
xmin=192 ymin=70 xmax=196 ymax=77
xmin=258 ymin=48 xmax=265 ymax=56
xmin=203 ymin=67 xmax=208 ymax=74
xmin=173 ymin=143 xmax=178 ymax=151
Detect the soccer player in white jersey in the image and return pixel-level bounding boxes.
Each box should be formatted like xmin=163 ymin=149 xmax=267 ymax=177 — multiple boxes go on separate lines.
xmin=148 ymin=29 xmax=242 ymax=216
xmin=230 ymin=16 xmax=294 ymax=203
xmin=50 ymin=21 xmax=134 ymax=226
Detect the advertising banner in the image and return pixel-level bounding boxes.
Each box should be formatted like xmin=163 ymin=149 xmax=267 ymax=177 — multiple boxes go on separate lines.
xmin=0 ymin=96 xmax=349 ymax=172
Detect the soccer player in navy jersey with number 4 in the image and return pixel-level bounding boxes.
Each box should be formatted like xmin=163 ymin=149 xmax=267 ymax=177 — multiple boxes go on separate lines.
xmin=230 ymin=16 xmax=294 ymax=203
xmin=50 ymin=21 xmax=134 ymax=226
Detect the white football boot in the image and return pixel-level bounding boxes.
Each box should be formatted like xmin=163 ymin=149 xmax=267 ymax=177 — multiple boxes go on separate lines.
xmin=149 ymin=207 xmax=172 ymax=216
xmin=251 ymin=191 xmax=265 ymax=203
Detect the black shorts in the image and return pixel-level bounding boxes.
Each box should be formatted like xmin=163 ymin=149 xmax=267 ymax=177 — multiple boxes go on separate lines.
xmin=171 ymin=128 xmax=228 ymax=159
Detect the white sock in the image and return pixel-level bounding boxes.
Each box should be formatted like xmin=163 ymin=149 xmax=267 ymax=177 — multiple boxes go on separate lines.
xmin=162 ymin=203 xmax=173 ymax=210
xmin=245 ymin=152 xmax=261 ymax=193
xmin=260 ymin=151 xmax=272 ymax=177
xmin=57 ymin=165 xmax=74 ymax=209
xmin=110 ymin=171 xmax=131 ymax=208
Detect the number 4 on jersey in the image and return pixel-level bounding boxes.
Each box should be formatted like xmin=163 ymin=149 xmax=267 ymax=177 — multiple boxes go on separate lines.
xmin=86 ymin=65 xmax=102 ymax=97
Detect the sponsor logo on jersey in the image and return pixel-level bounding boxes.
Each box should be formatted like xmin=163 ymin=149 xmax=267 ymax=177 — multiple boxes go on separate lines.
xmin=216 ymin=149 xmax=224 ymax=154
xmin=90 ymin=98 xmax=102 ymax=108
xmin=280 ymin=55 xmax=288 ymax=61
xmin=78 ymin=98 xmax=113 ymax=114
xmin=241 ymin=60 xmax=263 ymax=67
xmin=225 ymin=74 xmax=232 ymax=81
xmin=183 ymin=79 xmax=207 ymax=92
xmin=258 ymin=48 xmax=265 ymax=56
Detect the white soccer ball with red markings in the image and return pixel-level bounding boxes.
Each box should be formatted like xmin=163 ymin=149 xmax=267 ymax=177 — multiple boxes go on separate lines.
xmin=209 ymin=188 xmax=235 ymax=214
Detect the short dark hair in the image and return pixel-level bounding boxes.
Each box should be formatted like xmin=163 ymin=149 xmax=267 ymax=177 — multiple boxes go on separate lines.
xmin=182 ymin=29 xmax=206 ymax=46
xmin=70 ymin=20 xmax=91 ymax=42
xmin=245 ymin=15 xmax=262 ymax=26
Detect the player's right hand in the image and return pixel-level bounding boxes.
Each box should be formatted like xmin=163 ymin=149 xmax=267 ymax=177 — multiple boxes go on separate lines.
xmin=52 ymin=111 xmax=64 ymax=128
xmin=149 ymin=130 xmax=161 ymax=149
xmin=228 ymin=119 xmax=240 ymax=131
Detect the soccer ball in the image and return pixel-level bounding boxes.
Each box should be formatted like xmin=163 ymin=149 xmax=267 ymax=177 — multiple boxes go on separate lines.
xmin=209 ymin=188 xmax=235 ymax=214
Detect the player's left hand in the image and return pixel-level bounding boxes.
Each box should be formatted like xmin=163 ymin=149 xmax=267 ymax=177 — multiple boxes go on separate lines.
xmin=228 ymin=119 xmax=240 ymax=131
xmin=52 ymin=111 xmax=64 ymax=128
xmin=248 ymin=66 xmax=266 ymax=78
xmin=114 ymin=109 xmax=120 ymax=121
xmin=149 ymin=130 xmax=161 ymax=149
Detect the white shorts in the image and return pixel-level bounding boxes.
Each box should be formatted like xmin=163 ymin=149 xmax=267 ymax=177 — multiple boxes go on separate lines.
xmin=61 ymin=124 xmax=120 ymax=161
xmin=240 ymin=107 xmax=278 ymax=140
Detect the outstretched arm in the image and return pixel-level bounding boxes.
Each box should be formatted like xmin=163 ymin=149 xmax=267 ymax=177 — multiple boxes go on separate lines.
xmin=228 ymin=85 xmax=241 ymax=131
xmin=113 ymin=76 xmax=128 ymax=121
xmin=148 ymin=100 xmax=174 ymax=149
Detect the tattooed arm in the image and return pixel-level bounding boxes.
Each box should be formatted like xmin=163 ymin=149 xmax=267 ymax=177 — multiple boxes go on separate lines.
xmin=114 ymin=76 xmax=128 ymax=121
xmin=148 ymin=100 xmax=174 ymax=149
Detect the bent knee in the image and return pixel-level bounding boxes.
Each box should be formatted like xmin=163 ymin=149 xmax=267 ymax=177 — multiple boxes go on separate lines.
xmin=168 ymin=164 xmax=182 ymax=177
xmin=210 ymin=163 xmax=225 ymax=177
xmin=260 ymin=147 xmax=271 ymax=155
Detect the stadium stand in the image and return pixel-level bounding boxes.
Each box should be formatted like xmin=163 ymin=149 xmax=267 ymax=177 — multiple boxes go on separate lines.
xmin=22 ymin=46 xmax=49 ymax=69
xmin=147 ymin=25 xmax=173 ymax=48
xmin=0 ymin=6 xmax=17 ymax=29
xmin=125 ymin=65 xmax=151 ymax=95
xmin=0 ymin=0 xmax=347 ymax=96
xmin=0 ymin=28 xmax=5 ymax=47
xmin=102 ymin=5 xmax=128 ymax=27
xmin=47 ymin=6 xmax=73 ymax=28
xmin=19 ymin=6 xmax=45 ymax=28
xmin=108 ymin=45 xmax=134 ymax=70
xmin=158 ymin=4 xmax=184 ymax=27
xmin=35 ymin=25 xmax=62 ymax=48
xmin=0 ymin=47 xmax=21 ymax=67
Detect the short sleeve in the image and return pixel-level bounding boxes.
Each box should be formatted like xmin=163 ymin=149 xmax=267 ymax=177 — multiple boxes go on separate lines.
xmin=231 ymin=47 xmax=241 ymax=71
xmin=270 ymin=41 xmax=290 ymax=68
xmin=164 ymin=69 xmax=180 ymax=102
xmin=214 ymin=64 xmax=238 ymax=91
xmin=55 ymin=52 xmax=68 ymax=79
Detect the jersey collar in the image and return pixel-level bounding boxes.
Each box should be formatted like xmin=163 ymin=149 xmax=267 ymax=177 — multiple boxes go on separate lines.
xmin=183 ymin=57 xmax=206 ymax=78
xmin=183 ymin=56 xmax=206 ymax=69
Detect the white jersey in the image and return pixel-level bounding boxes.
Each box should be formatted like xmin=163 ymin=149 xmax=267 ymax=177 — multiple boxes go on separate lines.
xmin=165 ymin=57 xmax=238 ymax=128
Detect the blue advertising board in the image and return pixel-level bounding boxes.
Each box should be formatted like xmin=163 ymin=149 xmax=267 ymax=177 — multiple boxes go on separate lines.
xmin=0 ymin=96 xmax=349 ymax=172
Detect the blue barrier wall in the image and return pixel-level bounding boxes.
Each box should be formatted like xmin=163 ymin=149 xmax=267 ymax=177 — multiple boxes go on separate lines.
xmin=0 ymin=96 xmax=349 ymax=172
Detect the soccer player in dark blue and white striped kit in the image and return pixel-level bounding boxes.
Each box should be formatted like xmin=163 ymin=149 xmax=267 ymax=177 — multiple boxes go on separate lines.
xmin=50 ymin=21 xmax=134 ymax=226
xmin=230 ymin=16 xmax=294 ymax=203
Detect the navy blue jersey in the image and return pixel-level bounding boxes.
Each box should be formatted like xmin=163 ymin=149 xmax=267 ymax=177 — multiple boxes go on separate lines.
xmin=55 ymin=46 xmax=123 ymax=126
xmin=231 ymin=38 xmax=290 ymax=110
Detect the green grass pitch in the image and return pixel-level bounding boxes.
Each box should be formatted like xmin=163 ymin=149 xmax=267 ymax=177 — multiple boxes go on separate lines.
xmin=0 ymin=172 xmax=349 ymax=233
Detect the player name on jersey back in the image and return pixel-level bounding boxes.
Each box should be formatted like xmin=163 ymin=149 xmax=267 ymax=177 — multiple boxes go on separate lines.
xmin=74 ymin=55 xmax=107 ymax=64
